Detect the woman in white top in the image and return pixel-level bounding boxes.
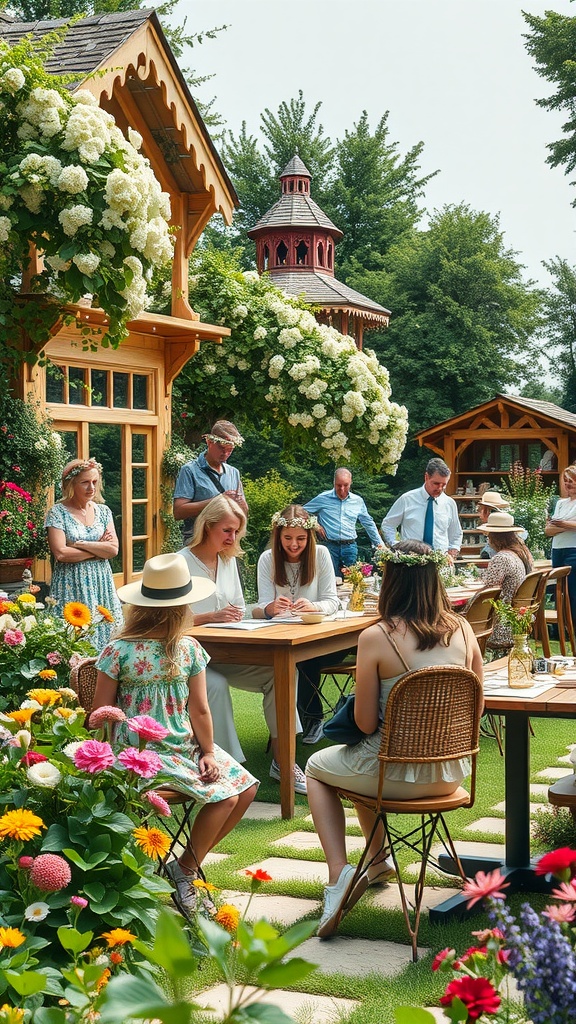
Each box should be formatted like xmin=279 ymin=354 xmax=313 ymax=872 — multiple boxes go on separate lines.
xmin=254 ymin=504 xmax=340 ymax=743
xmin=179 ymin=495 xmax=306 ymax=794
xmin=546 ymin=463 xmax=576 ymax=624
xmin=305 ymin=540 xmax=483 ymax=938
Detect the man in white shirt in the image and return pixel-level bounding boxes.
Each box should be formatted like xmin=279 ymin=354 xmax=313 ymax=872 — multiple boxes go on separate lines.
xmin=381 ymin=458 xmax=462 ymax=559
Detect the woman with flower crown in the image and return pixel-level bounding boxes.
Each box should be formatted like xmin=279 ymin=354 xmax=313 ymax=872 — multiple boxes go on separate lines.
xmin=254 ymin=504 xmax=340 ymax=746
xmin=305 ymin=539 xmax=483 ymax=938
xmin=45 ymin=459 xmax=123 ymax=649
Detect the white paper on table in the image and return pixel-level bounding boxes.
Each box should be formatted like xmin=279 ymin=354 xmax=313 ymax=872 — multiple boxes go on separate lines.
xmin=202 ymin=620 xmax=281 ymax=630
xmin=483 ymin=674 xmax=557 ymax=698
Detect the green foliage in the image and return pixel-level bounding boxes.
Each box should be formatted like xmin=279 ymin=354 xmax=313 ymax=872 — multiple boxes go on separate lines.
xmin=541 ymin=257 xmax=576 ymax=412
xmin=502 ymin=462 xmax=555 ymax=555
xmin=241 ymin=470 xmax=296 ymax=567
xmin=532 ymin=805 xmax=576 ymax=851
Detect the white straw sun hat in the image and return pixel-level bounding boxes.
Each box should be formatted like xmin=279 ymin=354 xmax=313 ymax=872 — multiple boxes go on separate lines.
xmin=117 ymin=553 xmax=216 ymax=607
xmin=477 ymin=491 xmax=511 ymax=511
xmin=478 ymin=511 xmax=524 ymax=535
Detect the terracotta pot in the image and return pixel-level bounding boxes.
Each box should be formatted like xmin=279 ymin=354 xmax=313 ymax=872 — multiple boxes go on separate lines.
xmin=0 ymin=557 xmax=33 ymax=584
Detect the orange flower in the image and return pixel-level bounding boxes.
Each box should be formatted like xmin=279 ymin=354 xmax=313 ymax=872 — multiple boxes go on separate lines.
xmin=37 ymin=670 xmax=58 ymax=682
xmin=55 ymin=707 xmax=76 ymax=720
xmin=101 ymin=929 xmax=136 ymax=947
xmin=215 ymin=904 xmax=240 ymax=933
xmin=246 ymin=868 xmax=272 ymax=882
xmin=0 ymin=927 xmax=25 ymax=949
xmin=132 ymin=826 xmax=171 ymax=860
xmin=0 ymin=808 xmax=45 ymax=841
xmin=5 ymin=709 xmax=34 ymax=725
xmin=110 ymin=951 xmax=123 ymax=965
xmin=96 ymin=967 xmax=111 ymax=991
xmin=27 ymin=687 xmax=60 ymax=703
xmin=63 ymin=602 xmax=91 ymax=628
xmin=97 ymin=605 xmax=114 ymax=623
xmin=0 ymin=1004 xmax=25 ymax=1023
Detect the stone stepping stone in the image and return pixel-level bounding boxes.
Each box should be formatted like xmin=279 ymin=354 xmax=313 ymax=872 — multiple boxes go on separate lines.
xmin=244 ymin=801 xmax=282 ymax=820
xmin=530 ymin=784 xmax=550 ymax=798
xmin=195 ymin=984 xmax=359 ymax=1021
xmin=371 ymin=883 xmax=458 ymax=912
xmin=536 ymin=767 xmax=572 ymax=780
xmin=492 ymin=801 xmax=543 ymax=815
xmin=271 ymin=831 xmax=365 ymax=853
xmin=464 ymin=817 xmax=505 ymax=835
xmin=204 ymin=851 xmax=230 ymax=867
xmin=286 ymin=936 xmax=427 ymax=976
xmin=220 ymin=890 xmax=320 ymax=925
xmin=303 ymin=811 xmax=361 ymax=829
xmin=241 ymin=857 xmax=329 ymax=884
xmin=557 ymin=754 xmax=574 ymax=765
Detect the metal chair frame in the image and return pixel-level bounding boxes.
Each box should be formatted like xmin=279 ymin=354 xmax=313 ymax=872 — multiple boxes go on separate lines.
xmin=535 ymin=566 xmax=576 ymax=658
xmin=316 ymin=658 xmax=357 ymax=715
xmin=332 ymin=666 xmax=483 ymax=960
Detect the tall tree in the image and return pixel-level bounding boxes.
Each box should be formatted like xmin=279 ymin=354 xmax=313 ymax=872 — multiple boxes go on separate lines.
xmin=523 ymin=9 xmax=576 ymax=200
xmin=541 ymin=257 xmax=576 ymax=411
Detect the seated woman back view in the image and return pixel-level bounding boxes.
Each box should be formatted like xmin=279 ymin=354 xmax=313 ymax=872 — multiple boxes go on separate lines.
xmin=479 ymin=511 xmax=534 ymax=649
xmin=305 ymin=540 xmax=483 ymax=938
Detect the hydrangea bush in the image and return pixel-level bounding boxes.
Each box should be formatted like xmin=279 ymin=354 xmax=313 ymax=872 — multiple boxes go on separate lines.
xmin=180 ymin=249 xmax=408 ymax=474
xmin=0 ymin=35 xmax=173 ymax=373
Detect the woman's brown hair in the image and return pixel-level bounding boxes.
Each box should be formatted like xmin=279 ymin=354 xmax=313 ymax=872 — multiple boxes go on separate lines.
xmin=489 ymin=532 xmax=534 ymax=571
xmin=378 ymin=540 xmax=460 ymax=651
xmin=115 ymin=604 xmax=194 ymax=677
xmin=270 ymin=504 xmax=317 ymax=587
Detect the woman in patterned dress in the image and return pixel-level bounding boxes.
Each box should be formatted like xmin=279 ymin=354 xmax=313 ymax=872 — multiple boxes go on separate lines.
xmin=479 ymin=511 xmax=534 ymax=649
xmin=92 ymin=552 xmax=258 ymax=917
xmin=45 ymin=458 xmax=123 ymax=650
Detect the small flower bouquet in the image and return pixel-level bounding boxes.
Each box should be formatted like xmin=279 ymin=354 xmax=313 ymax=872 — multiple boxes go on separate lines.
xmin=0 ymin=481 xmax=41 ymax=559
xmin=490 ymin=600 xmax=536 ymax=636
xmin=341 ymin=561 xmax=373 ymax=587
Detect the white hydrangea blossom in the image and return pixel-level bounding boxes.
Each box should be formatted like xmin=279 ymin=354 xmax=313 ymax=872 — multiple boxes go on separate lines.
xmin=57 ymin=164 xmax=89 ymax=194
xmin=0 ymin=216 xmax=11 ymax=242
xmin=73 ymin=252 xmax=100 ymax=276
xmin=268 ymin=354 xmax=285 ymax=379
xmin=254 ymin=325 xmax=267 ymax=340
xmin=1 ymin=67 xmax=25 ymax=93
xmin=230 ymin=385 xmax=239 ymax=396
xmin=311 ymin=404 xmax=327 ymax=419
xmin=58 ymin=204 xmax=93 ymax=237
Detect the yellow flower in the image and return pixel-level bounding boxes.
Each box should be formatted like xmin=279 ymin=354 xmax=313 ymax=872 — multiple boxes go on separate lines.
xmin=63 ymin=602 xmax=91 ymax=628
xmin=101 ymin=928 xmax=136 ymax=947
xmin=97 ymin=605 xmax=114 ymax=624
xmin=0 ymin=809 xmax=45 ymax=842
xmin=215 ymin=904 xmax=240 ymax=933
xmin=132 ymin=825 xmax=171 ymax=860
xmin=6 ymin=709 xmax=34 ymax=725
xmin=17 ymin=594 xmax=35 ymax=605
xmin=192 ymin=879 xmax=219 ymax=892
xmin=0 ymin=927 xmax=25 ymax=949
xmin=0 ymin=1004 xmax=25 ymax=1023
xmin=37 ymin=670 xmax=58 ymax=682
xmin=6 ymin=603 xmax=18 ymax=614
xmin=27 ymin=686 xmax=59 ymax=702
xmin=55 ymin=707 xmax=76 ymax=720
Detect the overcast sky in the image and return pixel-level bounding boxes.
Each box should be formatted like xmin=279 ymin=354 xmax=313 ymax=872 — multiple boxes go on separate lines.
xmin=171 ymin=0 xmax=576 ymax=288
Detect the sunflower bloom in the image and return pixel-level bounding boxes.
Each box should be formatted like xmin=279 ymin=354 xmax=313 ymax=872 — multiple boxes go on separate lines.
xmin=132 ymin=825 xmax=170 ymax=860
xmin=101 ymin=928 xmax=136 ymax=947
xmin=37 ymin=670 xmax=58 ymax=682
xmin=97 ymin=605 xmax=114 ymax=623
xmin=6 ymin=709 xmax=34 ymax=725
xmin=0 ymin=808 xmax=45 ymax=841
xmin=0 ymin=927 xmax=25 ymax=949
xmin=27 ymin=687 xmax=60 ymax=703
xmin=215 ymin=904 xmax=240 ymax=933
xmin=63 ymin=602 xmax=91 ymax=628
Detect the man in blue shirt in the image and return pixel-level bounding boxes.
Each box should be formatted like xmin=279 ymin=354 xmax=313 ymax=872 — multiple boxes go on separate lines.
xmin=173 ymin=420 xmax=248 ymax=544
xmin=304 ymin=468 xmax=383 ymax=574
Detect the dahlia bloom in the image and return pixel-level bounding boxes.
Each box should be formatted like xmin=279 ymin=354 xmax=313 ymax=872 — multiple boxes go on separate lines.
xmin=144 ymin=790 xmax=171 ymax=817
xmin=29 ymin=853 xmax=71 ymax=892
xmin=126 ymin=714 xmax=169 ymax=743
xmin=117 ymin=747 xmax=162 ymax=778
xmin=89 ymin=705 xmax=126 ymax=729
xmin=73 ymin=739 xmax=115 ymax=773
xmin=440 ymin=976 xmax=501 ymax=1020
xmin=462 ymin=868 xmax=510 ymax=908
xmin=26 ymin=761 xmax=62 ymax=788
xmin=535 ymin=847 xmax=576 ymax=881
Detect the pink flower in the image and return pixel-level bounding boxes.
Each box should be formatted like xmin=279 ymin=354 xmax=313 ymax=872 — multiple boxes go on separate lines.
xmin=89 ymin=706 xmax=126 ymax=729
xmin=21 ymin=751 xmax=48 ymax=766
xmin=432 ymin=947 xmax=456 ymax=971
xmin=543 ymin=903 xmax=576 ymax=923
xmin=30 ymin=853 xmax=71 ymax=892
xmin=117 ymin=748 xmax=163 ymax=778
xmin=46 ymin=652 xmax=62 ymax=666
xmin=552 ymin=880 xmax=576 ymax=902
xmin=462 ymin=868 xmax=510 ymax=908
xmin=19 ymin=856 xmax=34 ymax=870
xmin=126 ymin=715 xmax=169 ymax=743
xmin=144 ymin=790 xmax=172 ymax=817
xmin=4 ymin=629 xmax=25 ymax=647
xmin=70 ymin=895 xmax=88 ymax=909
xmin=73 ymin=740 xmax=115 ymax=774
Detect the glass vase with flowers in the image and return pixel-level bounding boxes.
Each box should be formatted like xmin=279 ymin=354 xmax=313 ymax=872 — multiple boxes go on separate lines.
xmin=341 ymin=561 xmax=373 ymax=611
xmin=491 ymin=600 xmax=536 ymax=688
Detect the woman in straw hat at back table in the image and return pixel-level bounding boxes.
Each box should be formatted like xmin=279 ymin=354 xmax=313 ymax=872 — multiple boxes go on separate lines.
xmin=479 ymin=512 xmax=534 ymax=648
xmin=92 ymin=553 xmax=258 ymax=918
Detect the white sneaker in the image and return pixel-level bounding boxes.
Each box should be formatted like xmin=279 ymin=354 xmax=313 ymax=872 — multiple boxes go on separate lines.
xmin=302 ymin=719 xmax=324 ymax=745
xmin=269 ymin=759 xmax=308 ymax=795
xmin=318 ymin=864 xmax=368 ymax=938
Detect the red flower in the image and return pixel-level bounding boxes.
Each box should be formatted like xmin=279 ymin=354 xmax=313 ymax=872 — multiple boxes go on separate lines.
xmin=535 ymin=848 xmax=576 ymax=880
xmin=21 ymin=751 xmax=48 ymax=766
xmin=458 ymin=945 xmax=488 ymax=964
xmin=462 ymin=868 xmax=510 ymax=908
xmin=440 ymin=976 xmax=501 ymax=1020
xmin=246 ymin=868 xmax=272 ymax=882
xmin=431 ymin=947 xmax=455 ymax=971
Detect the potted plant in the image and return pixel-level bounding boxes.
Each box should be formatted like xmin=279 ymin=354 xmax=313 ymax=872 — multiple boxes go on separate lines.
xmin=0 ymin=482 xmax=40 ymax=580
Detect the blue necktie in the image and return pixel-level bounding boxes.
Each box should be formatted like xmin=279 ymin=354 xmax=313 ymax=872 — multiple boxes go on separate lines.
xmin=423 ymin=496 xmax=435 ymax=547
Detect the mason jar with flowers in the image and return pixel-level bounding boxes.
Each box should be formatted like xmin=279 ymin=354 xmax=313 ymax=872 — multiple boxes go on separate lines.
xmin=491 ymin=600 xmax=536 ymax=688
xmin=341 ymin=561 xmax=373 ymax=612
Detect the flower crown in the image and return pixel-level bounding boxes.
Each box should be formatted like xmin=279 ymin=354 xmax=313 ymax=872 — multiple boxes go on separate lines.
xmin=62 ymin=459 xmax=102 ymax=484
xmin=375 ymin=548 xmax=449 ymax=568
xmin=203 ymin=432 xmax=244 ymax=448
xmin=271 ymin=512 xmax=318 ymax=530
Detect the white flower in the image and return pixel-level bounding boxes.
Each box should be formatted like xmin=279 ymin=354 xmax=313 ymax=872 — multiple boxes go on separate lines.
xmin=24 ymin=902 xmax=50 ymax=922
xmin=311 ymin=404 xmax=327 ymax=419
xmin=20 ymin=615 xmax=38 ymax=633
xmin=268 ymin=354 xmax=285 ymax=379
xmin=230 ymin=385 xmax=238 ymax=396
xmin=58 ymin=204 xmax=93 ymax=237
xmin=12 ymin=729 xmax=31 ymax=749
xmin=278 ymin=327 xmax=302 ymax=348
xmin=232 ymin=304 xmax=248 ymax=322
xmin=62 ymin=741 xmax=84 ymax=759
xmin=254 ymin=326 xmax=267 ymax=340
xmin=204 ymin=364 xmax=217 ymax=375
xmin=128 ymin=127 xmax=143 ymax=150
xmin=242 ymin=270 xmax=259 ymax=283
xmin=20 ymin=700 xmax=42 ymax=712
xmin=58 ymin=687 xmax=77 ymax=700
xmin=58 ymin=164 xmax=89 ymax=194
xmin=0 ymin=194 xmax=13 ymax=210
xmin=73 ymin=253 xmax=100 ymax=276
xmin=51 ymin=432 xmax=63 ymax=448
xmin=1 ymin=67 xmax=25 ymax=93
xmin=27 ymin=761 xmax=62 ymax=788
xmin=0 ymin=614 xmax=17 ymax=631
xmin=237 ymin=359 xmax=249 ymax=371
xmin=0 ymin=215 xmax=11 ymax=243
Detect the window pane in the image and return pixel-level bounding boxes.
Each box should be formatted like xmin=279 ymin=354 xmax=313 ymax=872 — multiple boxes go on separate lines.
xmin=133 ymin=375 xmax=148 ymax=410
xmin=132 ymin=433 xmax=147 ymax=463
xmin=56 ymin=433 xmax=79 ymax=491
xmin=133 ymin=540 xmax=147 ymax=573
xmin=132 ymin=503 xmax=146 ymax=535
xmin=132 ymin=468 xmax=147 ymax=500
xmin=113 ymin=373 xmax=129 ymax=408
xmin=68 ymin=366 xmax=86 ymax=406
xmin=46 ymin=363 xmax=65 ymax=404
xmin=90 ymin=369 xmax=108 ymax=408
xmin=89 ymin=423 xmax=122 ymax=574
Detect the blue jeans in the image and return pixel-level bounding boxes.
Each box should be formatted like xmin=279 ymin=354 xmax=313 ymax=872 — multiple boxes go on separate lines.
xmin=325 ymin=540 xmax=358 ymax=576
xmin=552 ymin=546 xmax=576 ymax=625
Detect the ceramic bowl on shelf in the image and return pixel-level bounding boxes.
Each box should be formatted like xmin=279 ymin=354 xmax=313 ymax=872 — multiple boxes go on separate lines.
xmin=299 ymin=612 xmax=326 ymax=624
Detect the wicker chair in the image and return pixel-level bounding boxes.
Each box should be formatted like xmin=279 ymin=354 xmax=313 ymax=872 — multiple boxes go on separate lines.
xmin=71 ymin=657 xmax=197 ymax=874
xmin=332 ymin=666 xmax=483 ymax=961
xmin=462 ymin=586 xmax=501 ymax=657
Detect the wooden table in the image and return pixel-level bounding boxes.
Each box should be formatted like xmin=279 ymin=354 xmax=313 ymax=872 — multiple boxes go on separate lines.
xmin=431 ymin=661 xmax=576 ymax=922
xmin=190 ymin=614 xmax=380 ymax=819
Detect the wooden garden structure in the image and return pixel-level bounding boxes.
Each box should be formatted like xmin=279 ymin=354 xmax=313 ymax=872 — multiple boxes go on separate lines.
xmin=0 ymin=9 xmax=237 ymax=585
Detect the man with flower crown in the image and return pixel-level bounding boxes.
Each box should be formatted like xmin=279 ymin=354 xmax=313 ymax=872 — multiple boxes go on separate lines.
xmin=173 ymin=420 xmax=248 ymax=543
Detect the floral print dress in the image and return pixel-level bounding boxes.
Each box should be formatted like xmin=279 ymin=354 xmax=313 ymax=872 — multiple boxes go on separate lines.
xmin=96 ymin=637 xmax=258 ymax=803
xmin=45 ymin=503 xmax=123 ymax=650
xmin=481 ymin=550 xmax=529 ymax=648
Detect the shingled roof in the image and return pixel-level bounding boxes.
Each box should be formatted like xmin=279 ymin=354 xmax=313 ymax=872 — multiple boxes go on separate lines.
xmin=271 ymin=270 xmax=390 ymax=321
xmin=249 ymin=194 xmax=342 ymax=237
xmin=279 ymin=155 xmax=312 ymax=178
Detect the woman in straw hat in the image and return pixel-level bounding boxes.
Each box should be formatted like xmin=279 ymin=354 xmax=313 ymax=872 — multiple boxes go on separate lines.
xmin=92 ymin=553 xmax=258 ymax=918
xmin=479 ymin=511 xmax=534 ymax=648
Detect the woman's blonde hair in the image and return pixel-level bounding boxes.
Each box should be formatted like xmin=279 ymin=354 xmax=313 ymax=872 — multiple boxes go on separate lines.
xmin=190 ymin=495 xmax=246 ymax=560
xmin=61 ymin=459 xmax=104 ymax=503
xmin=563 ymin=464 xmax=576 ymax=486
xmin=270 ymin=504 xmax=317 ymax=587
xmin=115 ymin=604 xmax=194 ymax=677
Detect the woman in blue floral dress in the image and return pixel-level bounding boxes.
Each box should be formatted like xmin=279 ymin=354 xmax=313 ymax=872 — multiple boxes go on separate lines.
xmin=45 ymin=459 xmax=123 ymax=650
xmin=93 ymin=552 xmax=258 ymax=917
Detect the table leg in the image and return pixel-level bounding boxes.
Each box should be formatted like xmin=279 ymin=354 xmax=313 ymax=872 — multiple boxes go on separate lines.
xmin=504 ymin=710 xmax=531 ymax=868
xmin=274 ymin=648 xmax=297 ymax=819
